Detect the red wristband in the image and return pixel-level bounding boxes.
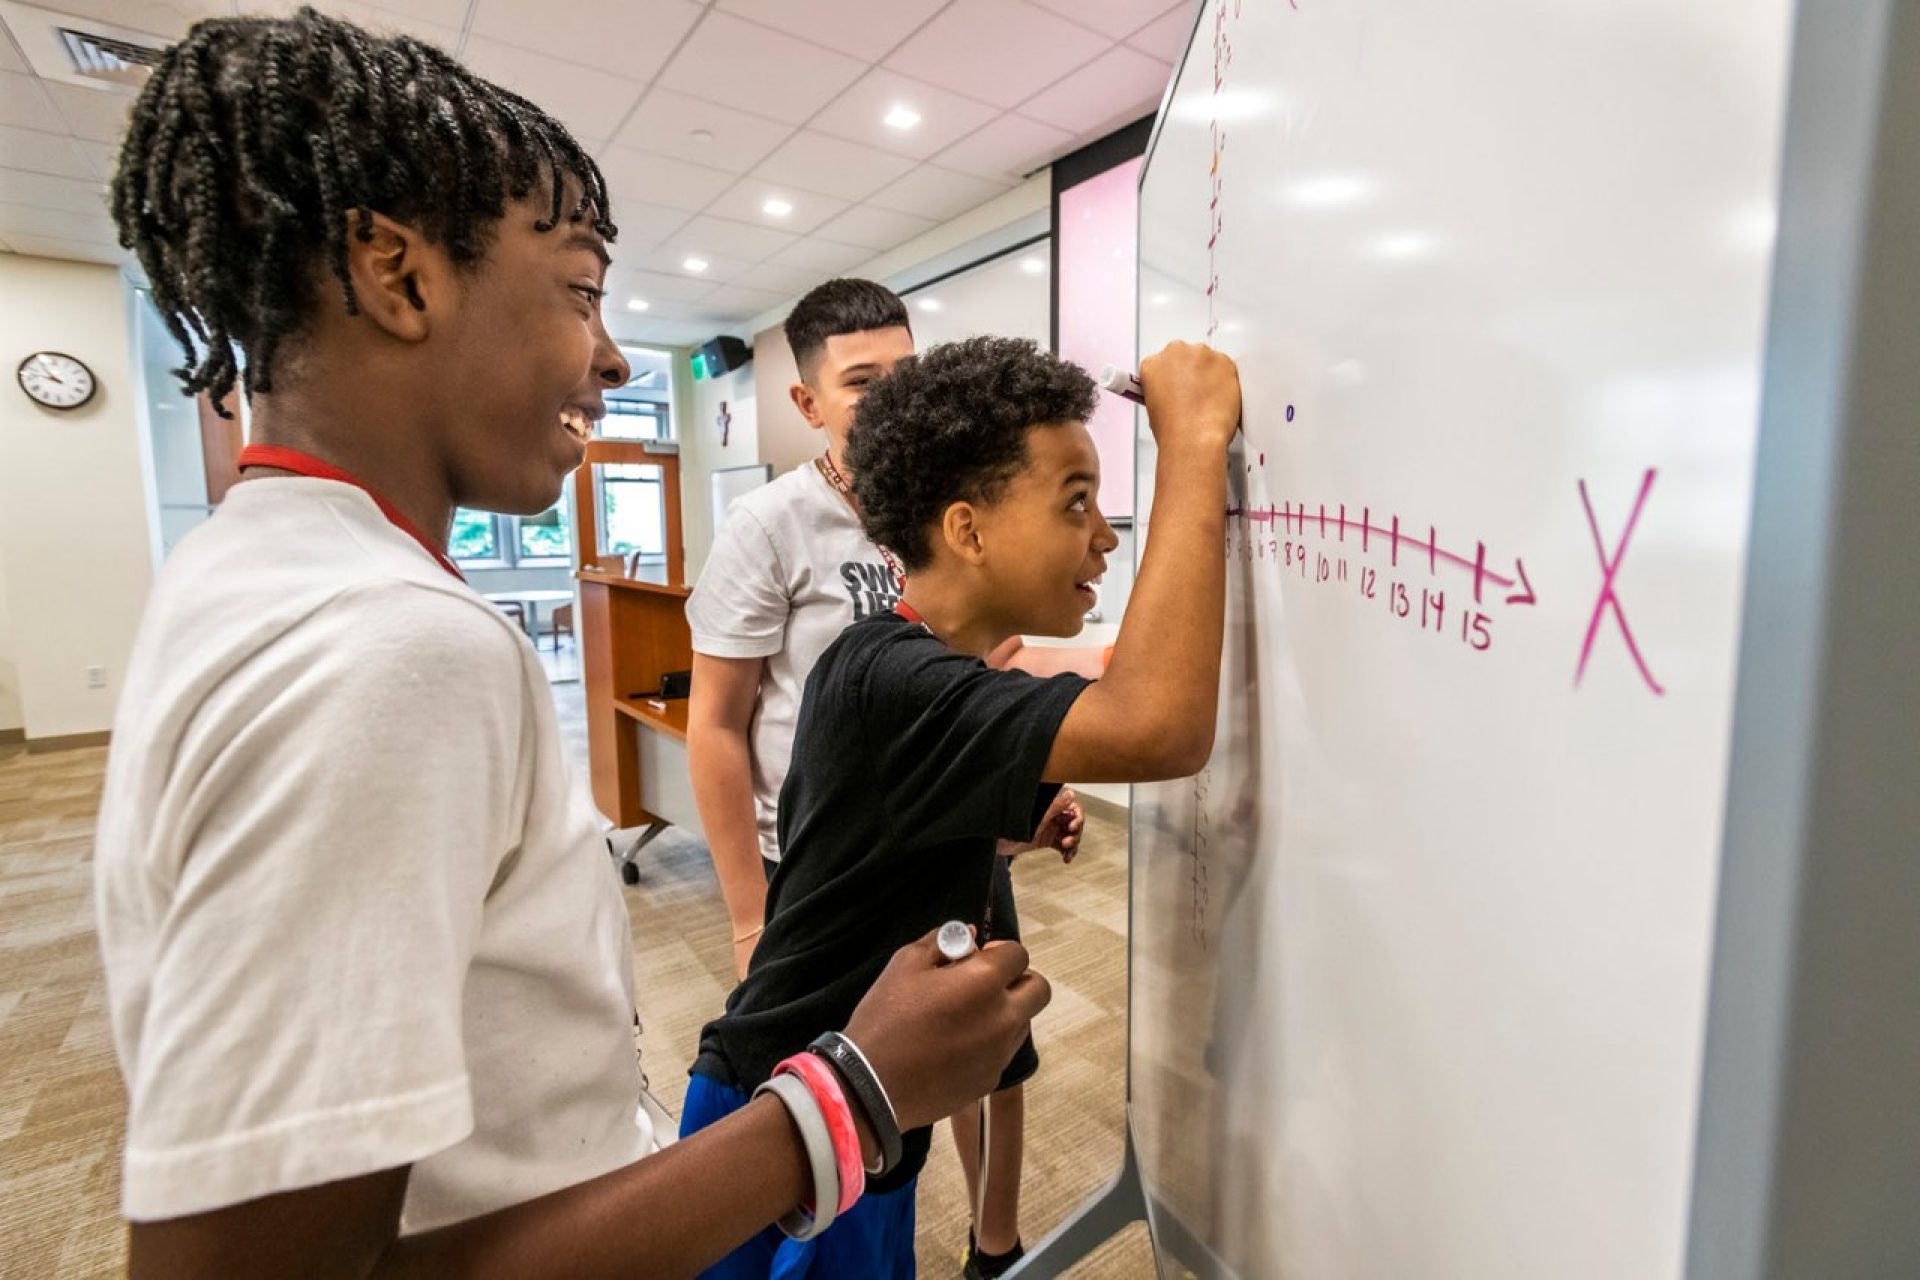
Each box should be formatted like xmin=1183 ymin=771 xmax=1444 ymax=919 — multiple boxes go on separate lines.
xmin=776 ymin=1052 xmax=866 ymax=1213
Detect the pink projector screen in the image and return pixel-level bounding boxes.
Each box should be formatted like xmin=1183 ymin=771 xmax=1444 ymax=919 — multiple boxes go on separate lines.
xmin=1057 ymin=155 xmax=1143 ymax=519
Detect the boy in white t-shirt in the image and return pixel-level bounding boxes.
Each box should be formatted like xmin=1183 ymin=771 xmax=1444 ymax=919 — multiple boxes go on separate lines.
xmin=94 ymin=13 xmax=1050 ymax=1276
xmin=686 ymin=281 xmax=1092 ymax=1276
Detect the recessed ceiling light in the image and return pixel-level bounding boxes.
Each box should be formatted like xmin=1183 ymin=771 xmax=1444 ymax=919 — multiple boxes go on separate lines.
xmin=1019 ymin=256 xmax=1044 ymax=275
xmin=883 ymin=104 xmax=922 ymax=131
xmin=627 ymin=298 xmax=650 ymax=312
xmin=916 ymin=297 xmax=942 ymax=312
xmin=762 ymin=197 xmax=793 ymax=218
xmin=683 ymin=257 xmax=709 ymax=273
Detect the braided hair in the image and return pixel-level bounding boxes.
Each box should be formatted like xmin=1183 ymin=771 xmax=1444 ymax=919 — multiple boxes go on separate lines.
xmin=111 ymin=6 xmax=615 ymax=412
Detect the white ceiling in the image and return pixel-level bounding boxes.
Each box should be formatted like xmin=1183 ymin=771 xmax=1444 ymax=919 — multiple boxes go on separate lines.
xmin=0 ymin=0 xmax=1188 ymax=346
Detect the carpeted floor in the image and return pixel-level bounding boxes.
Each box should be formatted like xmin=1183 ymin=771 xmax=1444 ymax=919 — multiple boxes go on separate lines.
xmin=0 ymin=681 xmax=1155 ymax=1277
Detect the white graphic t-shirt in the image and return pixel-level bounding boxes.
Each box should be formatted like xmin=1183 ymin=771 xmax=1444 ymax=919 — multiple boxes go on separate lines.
xmin=686 ymin=461 xmax=901 ymax=863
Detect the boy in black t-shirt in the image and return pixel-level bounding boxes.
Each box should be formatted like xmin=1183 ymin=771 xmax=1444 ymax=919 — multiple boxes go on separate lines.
xmin=685 ymin=336 xmax=1242 ymax=1279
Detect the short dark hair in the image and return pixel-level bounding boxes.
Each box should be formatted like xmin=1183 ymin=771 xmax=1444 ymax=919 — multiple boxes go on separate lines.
xmin=784 ymin=278 xmax=910 ymax=381
xmin=112 ymin=6 xmax=613 ymax=412
xmin=846 ymin=335 xmax=1098 ymax=572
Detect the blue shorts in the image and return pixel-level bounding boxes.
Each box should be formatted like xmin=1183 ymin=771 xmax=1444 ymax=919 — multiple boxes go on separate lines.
xmin=681 ymin=1072 xmax=918 ymax=1279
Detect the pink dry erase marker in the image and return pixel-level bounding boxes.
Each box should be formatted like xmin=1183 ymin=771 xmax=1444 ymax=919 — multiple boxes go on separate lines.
xmin=1097 ymin=364 xmax=1145 ymax=404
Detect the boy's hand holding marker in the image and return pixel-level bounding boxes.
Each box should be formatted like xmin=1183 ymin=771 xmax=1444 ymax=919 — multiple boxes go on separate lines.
xmin=844 ymin=927 xmax=1048 ymax=1136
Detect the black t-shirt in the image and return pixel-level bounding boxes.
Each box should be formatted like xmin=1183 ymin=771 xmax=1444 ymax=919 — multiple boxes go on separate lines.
xmin=693 ymin=612 xmax=1091 ymax=1189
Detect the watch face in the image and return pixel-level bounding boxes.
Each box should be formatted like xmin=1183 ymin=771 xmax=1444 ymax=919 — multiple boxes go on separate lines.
xmin=18 ymin=352 xmax=95 ymax=410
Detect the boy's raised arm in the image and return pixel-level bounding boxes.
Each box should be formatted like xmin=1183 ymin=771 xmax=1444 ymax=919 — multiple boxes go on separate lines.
xmin=1045 ymin=341 xmax=1241 ymax=784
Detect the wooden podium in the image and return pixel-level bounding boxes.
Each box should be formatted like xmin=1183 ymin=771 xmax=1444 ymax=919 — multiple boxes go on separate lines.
xmin=572 ymin=441 xmax=697 ymax=849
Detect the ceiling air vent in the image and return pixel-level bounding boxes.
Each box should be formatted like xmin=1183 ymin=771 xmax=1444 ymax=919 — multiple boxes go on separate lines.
xmin=56 ymin=25 xmax=162 ymax=86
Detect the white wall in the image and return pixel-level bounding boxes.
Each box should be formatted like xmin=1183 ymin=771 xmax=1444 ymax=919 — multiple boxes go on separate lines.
xmin=679 ymin=355 xmax=758 ymax=581
xmin=0 ymin=542 xmax=20 ymax=735
xmin=0 ymin=255 xmax=154 ymax=741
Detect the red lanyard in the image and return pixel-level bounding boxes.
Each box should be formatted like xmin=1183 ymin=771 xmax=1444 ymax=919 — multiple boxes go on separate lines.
xmin=236 ymin=444 xmax=466 ymax=582
xmin=893 ymin=599 xmax=925 ymax=625
xmin=816 ymin=452 xmax=905 ymax=592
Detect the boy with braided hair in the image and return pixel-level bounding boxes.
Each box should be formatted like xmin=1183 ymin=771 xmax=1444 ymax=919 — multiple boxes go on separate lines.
xmin=95 ymin=10 xmax=1048 ymax=1275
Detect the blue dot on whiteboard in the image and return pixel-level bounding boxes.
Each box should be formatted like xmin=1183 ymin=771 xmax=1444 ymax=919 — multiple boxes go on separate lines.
xmin=1285 ymin=405 xmax=1295 ymax=422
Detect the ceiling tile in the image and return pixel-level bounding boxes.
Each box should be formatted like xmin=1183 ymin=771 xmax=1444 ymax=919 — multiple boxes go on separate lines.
xmin=751 ymin=130 xmax=915 ymax=203
xmin=0 ymin=126 xmax=91 ymax=180
xmin=809 ymin=68 xmax=998 ymax=161
xmin=0 ymin=170 xmax=108 ymax=215
xmin=866 ymin=164 xmax=1009 ymax=222
xmin=700 ymin=282 xmax=788 ymax=318
xmin=663 ymin=213 xmax=797 ymax=262
xmin=1026 ymin=0 xmax=1182 ymax=40
xmin=714 ymin=0 xmax=947 ymax=63
xmin=884 ymin=0 xmax=1109 ymax=109
xmin=1125 ymin=4 xmax=1197 ymax=63
xmin=242 ymin=1 xmax=461 ymax=49
xmin=461 ymin=36 xmax=646 ymax=144
xmin=731 ymin=258 xmax=822 ymax=297
xmin=931 ymin=112 xmax=1073 ymax=179
xmin=43 ymin=82 xmax=131 ymax=144
xmin=72 ymin=138 xmax=122 ymax=180
xmin=597 ymin=145 xmax=736 ymax=213
xmin=0 ymin=72 xmax=62 ymax=134
xmin=367 ymin=0 xmax=471 ymax=28
xmin=704 ymin=177 xmax=849 ymax=237
xmin=658 ymin=11 xmax=866 ymax=126
xmin=635 ymin=243 xmax=753 ymax=284
xmin=610 ymin=313 xmax=725 ymax=347
xmin=614 ymin=88 xmax=791 ymax=175
xmin=810 ymin=203 xmax=936 ymax=252
xmin=469 ymin=0 xmax=702 ymax=80
xmin=767 ymin=237 xmax=870 ymax=274
xmin=1016 ymin=44 xmax=1169 ymax=134
xmin=0 ymin=230 xmax=125 ymax=264
xmin=600 ymin=197 xmax=691 ymax=248
xmin=36 ymin=0 xmax=228 ymax=42
xmin=609 ymin=267 xmax=717 ymax=305
xmin=0 ymin=200 xmax=116 ymax=242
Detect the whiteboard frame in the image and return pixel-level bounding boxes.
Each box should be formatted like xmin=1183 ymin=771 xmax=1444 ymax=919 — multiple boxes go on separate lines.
xmin=1685 ymin=3 xmax=1920 ymax=1276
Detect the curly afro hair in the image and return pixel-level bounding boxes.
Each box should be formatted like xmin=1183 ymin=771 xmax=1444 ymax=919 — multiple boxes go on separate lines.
xmin=846 ymin=335 xmax=1098 ymax=572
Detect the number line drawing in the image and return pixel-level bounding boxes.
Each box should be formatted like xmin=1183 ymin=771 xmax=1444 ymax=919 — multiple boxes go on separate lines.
xmin=1228 ymin=500 xmax=1534 ymax=604
xmin=1576 ymin=468 xmax=1664 ymax=695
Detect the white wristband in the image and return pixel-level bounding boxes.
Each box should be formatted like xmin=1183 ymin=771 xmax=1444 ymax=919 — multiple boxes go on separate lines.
xmin=755 ymin=1073 xmax=840 ymax=1240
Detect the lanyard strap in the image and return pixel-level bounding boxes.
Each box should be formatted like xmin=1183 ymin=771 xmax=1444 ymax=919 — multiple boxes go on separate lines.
xmin=236 ymin=444 xmax=466 ymax=582
xmin=893 ymin=599 xmax=925 ymax=625
xmin=816 ymin=452 xmax=905 ymax=592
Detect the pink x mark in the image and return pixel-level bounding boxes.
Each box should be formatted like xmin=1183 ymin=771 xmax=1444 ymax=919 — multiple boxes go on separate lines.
xmin=1576 ymin=469 xmax=1664 ymax=696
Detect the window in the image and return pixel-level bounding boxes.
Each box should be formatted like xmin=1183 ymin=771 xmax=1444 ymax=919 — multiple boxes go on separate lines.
xmin=452 ymin=496 xmax=571 ymax=568
xmin=451 ymin=508 xmax=501 ymax=562
xmin=516 ymin=501 xmax=571 ymax=562
xmin=602 ymin=400 xmax=668 ymax=441
xmin=597 ymin=463 xmax=667 ymax=558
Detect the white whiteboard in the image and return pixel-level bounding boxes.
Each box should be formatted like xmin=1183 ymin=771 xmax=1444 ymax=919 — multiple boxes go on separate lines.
xmin=709 ymin=464 xmax=772 ymax=542
xmin=1127 ymin=3 xmax=1792 ymax=1278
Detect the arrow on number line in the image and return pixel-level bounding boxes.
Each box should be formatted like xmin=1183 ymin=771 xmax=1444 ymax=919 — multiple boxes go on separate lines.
xmin=1505 ymin=558 xmax=1536 ymax=606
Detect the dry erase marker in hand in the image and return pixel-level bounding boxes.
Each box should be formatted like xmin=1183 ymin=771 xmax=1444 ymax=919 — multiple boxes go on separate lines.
xmin=1098 ymin=364 xmax=1145 ymax=404
xmin=937 ymin=920 xmax=976 ymax=962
